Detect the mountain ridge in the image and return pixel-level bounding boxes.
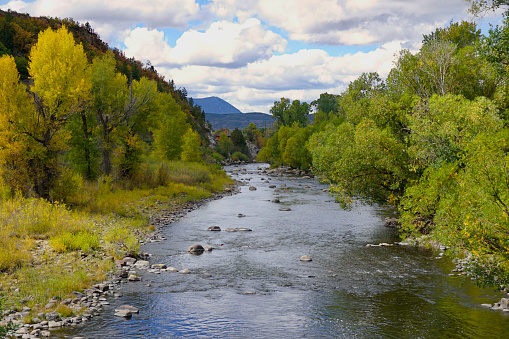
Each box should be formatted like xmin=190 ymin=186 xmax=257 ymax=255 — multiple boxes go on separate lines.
xmin=194 ymin=96 xmax=242 ymax=114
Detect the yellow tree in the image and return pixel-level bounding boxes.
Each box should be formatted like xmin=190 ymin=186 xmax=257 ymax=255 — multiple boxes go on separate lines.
xmin=23 ymin=26 xmax=90 ymax=198
xmin=0 ymin=55 xmax=33 ymax=193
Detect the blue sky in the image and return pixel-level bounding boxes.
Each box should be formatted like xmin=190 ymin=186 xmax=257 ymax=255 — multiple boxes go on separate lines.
xmin=0 ymin=0 xmax=503 ymax=112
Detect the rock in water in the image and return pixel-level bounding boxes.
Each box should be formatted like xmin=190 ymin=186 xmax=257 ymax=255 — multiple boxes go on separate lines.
xmin=188 ymin=244 xmax=205 ymax=254
xmin=300 ymin=255 xmax=312 ymax=262
xmin=208 ymin=226 xmax=221 ymax=231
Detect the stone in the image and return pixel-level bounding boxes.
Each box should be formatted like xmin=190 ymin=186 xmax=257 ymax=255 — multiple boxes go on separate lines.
xmin=249 ymin=186 xmax=257 ymax=191
xmin=115 ymin=305 xmax=139 ymax=314
xmin=45 ymin=311 xmax=59 ymax=321
xmin=166 ymin=267 xmax=179 ymax=272
xmin=269 ymin=185 xmax=276 ymax=188
xmin=234 ymin=228 xmax=252 ymax=232
xmin=48 ymin=320 xmax=62 ymax=328
xmin=384 ymin=217 xmax=400 ymax=228
xmin=481 ymin=304 xmax=492 ymax=308
xmin=40 ymin=331 xmax=51 ymax=337
xmin=15 ymin=327 xmax=29 ymax=334
xmin=237 ymin=213 xmax=246 ymax=218
xmin=179 ymin=269 xmax=191 ymax=274
xmin=188 ymin=244 xmax=205 ymax=254
xmin=300 ymin=255 xmax=312 ymax=262
xmin=151 ymin=264 xmax=167 ymax=269
xmin=272 ymin=199 xmax=280 ymax=203
xmin=208 ymin=226 xmax=221 ymax=231
xmin=203 ymin=245 xmax=213 ymax=251
xmin=500 ymin=298 xmax=508 ymax=309
xmin=122 ymin=257 xmax=137 ymax=265
xmin=134 ymin=260 xmax=150 ymax=268
xmin=279 ymin=207 xmax=292 ymax=211
xmin=114 ymin=309 xmax=133 ymax=318
xmin=128 ymin=274 xmax=141 ymax=282
xmin=45 ymin=302 xmax=56 ymax=310
xmin=225 ymin=227 xmax=236 ymax=232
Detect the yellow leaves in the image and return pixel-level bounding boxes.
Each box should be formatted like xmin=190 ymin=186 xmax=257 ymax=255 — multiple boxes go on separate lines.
xmin=29 ymin=26 xmax=91 ymax=112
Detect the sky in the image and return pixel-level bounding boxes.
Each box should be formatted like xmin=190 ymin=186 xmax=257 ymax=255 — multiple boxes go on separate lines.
xmin=0 ymin=0 xmax=504 ymax=113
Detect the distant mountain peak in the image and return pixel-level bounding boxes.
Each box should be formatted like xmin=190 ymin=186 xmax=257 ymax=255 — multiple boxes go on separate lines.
xmin=194 ymin=96 xmax=242 ymax=114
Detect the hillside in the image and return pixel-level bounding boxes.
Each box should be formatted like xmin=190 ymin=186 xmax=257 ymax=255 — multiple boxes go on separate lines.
xmin=194 ymin=96 xmax=242 ymax=114
xmin=0 ymin=9 xmax=209 ymax=141
xmin=206 ymin=112 xmax=275 ymax=131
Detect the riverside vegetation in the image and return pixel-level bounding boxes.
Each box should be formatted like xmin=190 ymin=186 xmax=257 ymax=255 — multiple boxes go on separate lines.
xmin=259 ymin=15 xmax=509 ymax=289
xmin=0 ymin=12 xmax=233 ymax=336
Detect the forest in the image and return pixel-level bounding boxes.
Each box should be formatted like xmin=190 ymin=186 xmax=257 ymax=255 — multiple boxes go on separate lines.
xmin=259 ymin=16 xmax=509 ymax=287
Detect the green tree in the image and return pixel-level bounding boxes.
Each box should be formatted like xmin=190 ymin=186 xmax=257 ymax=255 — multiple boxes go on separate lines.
xmin=181 ymin=129 xmax=202 ymax=162
xmin=230 ymin=128 xmax=249 ymax=157
xmin=90 ymin=51 xmax=129 ymax=175
xmin=217 ymin=131 xmax=234 ymax=158
xmin=270 ymin=98 xmax=310 ymax=126
xmin=153 ymin=92 xmax=191 ymax=161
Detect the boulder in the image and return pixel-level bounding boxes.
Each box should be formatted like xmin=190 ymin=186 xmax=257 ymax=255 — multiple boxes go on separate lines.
xmin=179 ymin=269 xmax=191 ymax=274
xmin=237 ymin=213 xmax=246 ymax=218
xmin=128 ymin=274 xmax=141 ymax=282
xmin=188 ymin=244 xmax=205 ymax=254
xmin=279 ymin=207 xmax=292 ymax=211
xmin=134 ymin=260 xmax=150 ymax=268
xmin=384 ymin=217 xmax=400 ymax=228
xmin=48 ymin=320 xmax=62 ymax=328
xmin=272 ymin=199 xmax=280 ymax=203
xmin=300 ymin=255 xmax=312 ymax=262
xmin=166 ymin=267 xmax=179 ymax=272
xmin=208 ymin=226 xmax=221 ymax=231
xmin=203 ymin=245 xmax=213 ymax=251
xmin=45 ymin=311 xmax=59 ymax=321
xmin=249 ymin=186 xmax=257 ymax=191
xmin=151 ymin=264 xmax=167 ymax=269
xmin=234 ymin=228 xmax=252 ymax=232
xmin=115 ymin=305 xmax=139 ymax=314
xmin=225 ymin=228 xmax=236 ymax=232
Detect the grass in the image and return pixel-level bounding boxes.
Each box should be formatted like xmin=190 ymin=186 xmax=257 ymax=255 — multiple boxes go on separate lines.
xmin=0 ymin=160 xmax=233 ymax=318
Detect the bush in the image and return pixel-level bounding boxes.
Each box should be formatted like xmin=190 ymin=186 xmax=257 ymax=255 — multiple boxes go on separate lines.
xmin=231 ymin=151 xmax=249 ymax=162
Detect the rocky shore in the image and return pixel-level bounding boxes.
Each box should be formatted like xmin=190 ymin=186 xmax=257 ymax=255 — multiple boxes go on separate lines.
xmin=0 ymin=183 xmax=240 ymax=339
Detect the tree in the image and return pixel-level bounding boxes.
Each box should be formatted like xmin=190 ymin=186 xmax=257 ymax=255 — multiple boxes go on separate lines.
xmin=181 ymin=129 xmax=202 ymax=162
xmin=0 ymin=55 xmax=33 ymax=194
xmin=230 ymin=128 xmax=249 ymax=157
xmin=270 ymin=98 xmax=310 ymax=126
xmin=90 ymin=51 xmax=129 ymax=175
xmin=26 ymin=26 xmax=91 ymax=198
xmin=217 ymin=131 xmax=234 ymax=158
xmin=468 ymin=0 xmax=509 ymax=16
xmin=153 ymin=92 xmax=191 ymax=161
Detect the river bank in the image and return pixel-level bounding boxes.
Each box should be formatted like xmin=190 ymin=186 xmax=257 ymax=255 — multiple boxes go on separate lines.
xmin=0 ymin=163 xmax=236 ymax=338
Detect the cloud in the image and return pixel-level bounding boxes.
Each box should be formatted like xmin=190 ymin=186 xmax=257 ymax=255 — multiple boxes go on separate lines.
xmin=158 ymin=41 xmax=408 ymax=112
xmin=208 ymin=0 xmax=471 ymax=45
xmin=124 ymin=18 xmax=287 ymax=68
xmin=1 ymin=0 xmax=200 ymax=42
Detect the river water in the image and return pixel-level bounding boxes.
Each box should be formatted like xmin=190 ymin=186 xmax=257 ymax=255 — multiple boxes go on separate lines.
xmin=58 ymin=163 xmax=509 ymax=338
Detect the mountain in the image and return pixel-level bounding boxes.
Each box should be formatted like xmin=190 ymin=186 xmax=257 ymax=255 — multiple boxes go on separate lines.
xmin=206 ymin=112 xmax=275 ymax=131
xmin=194 ymin=96 xmax=242 ymax=114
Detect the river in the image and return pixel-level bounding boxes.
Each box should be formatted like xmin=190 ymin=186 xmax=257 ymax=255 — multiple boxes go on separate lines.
xmin=58 ymin=163 xmax=509 ymax=338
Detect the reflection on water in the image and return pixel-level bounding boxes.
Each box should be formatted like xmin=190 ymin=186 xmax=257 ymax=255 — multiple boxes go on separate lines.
xmin=58 ymin=163 xmax=509 ymax=338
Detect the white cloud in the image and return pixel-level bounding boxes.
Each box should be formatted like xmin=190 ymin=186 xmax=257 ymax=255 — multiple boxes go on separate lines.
xmin=157 ymin=41 xmax=409 ymax=112
xmin=1 ymin=0 xmax=200 ymax=42
xmin=124 ymin=19 xmax=287 ymax=68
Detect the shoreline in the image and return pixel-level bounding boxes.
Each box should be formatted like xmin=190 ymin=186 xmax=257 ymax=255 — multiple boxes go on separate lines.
xmin=1 ymin=179 xmax=241 ymax=338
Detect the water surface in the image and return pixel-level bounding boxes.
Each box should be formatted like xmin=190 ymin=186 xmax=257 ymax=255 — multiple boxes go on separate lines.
xmin=58 ymin=163 xmax=509 ymax=338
